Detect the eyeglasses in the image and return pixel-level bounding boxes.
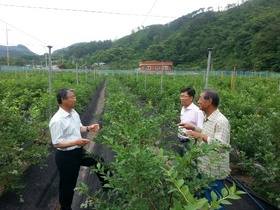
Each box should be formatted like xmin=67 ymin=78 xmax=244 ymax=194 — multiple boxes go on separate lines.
xmin=180 ymin=95 xmax=191 ymax=99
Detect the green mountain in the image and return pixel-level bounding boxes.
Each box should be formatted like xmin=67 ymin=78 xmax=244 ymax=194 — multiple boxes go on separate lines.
xmin=53 ymin=0 xmax=279 ymax=72
xmin=1 ymin=0 xmax=280 ymax=72
xmin=0 ymin=44 xmax=37 ymax=58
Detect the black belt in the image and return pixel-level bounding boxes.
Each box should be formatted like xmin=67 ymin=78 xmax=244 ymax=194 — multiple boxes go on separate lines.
xmin=179 ymin=138 xmax=190 ymax=142
xmin=57 ymin=147 xmax=81 ymax=152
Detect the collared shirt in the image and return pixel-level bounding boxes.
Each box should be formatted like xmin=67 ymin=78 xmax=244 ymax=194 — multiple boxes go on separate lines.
xmin=198 ymin=109 xmax=231 ymax=179
xmin=178 ymin=102 xmax=204 ymax=139
xmin=49 ymin=107 xmax=82 ymax=151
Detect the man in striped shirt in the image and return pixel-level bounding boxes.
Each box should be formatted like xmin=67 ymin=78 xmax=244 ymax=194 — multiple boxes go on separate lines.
xmin=186 ymin=88 xmax=230 ymax=210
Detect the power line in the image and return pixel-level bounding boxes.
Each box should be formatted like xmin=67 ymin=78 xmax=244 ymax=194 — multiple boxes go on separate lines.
xmin=142 ymin=0 xmax=158 ymax=26
xmin=0 ymin=18 xmax=47 ymax=46
xmin=0 ymin=3 xmax=177 ymax=53
xmin=0 ymin=3 xmax=176 ymax=19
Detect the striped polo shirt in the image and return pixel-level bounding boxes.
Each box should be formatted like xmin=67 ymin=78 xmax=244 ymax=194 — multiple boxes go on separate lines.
xmin=198 ymin=109 xmax=231 ymax=179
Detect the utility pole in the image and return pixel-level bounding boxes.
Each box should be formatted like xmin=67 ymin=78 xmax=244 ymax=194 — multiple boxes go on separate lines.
xmin=45 ymin=47 xmax=48 ymax=68
xmin=61 ymin=50 xmax=64 ymax=63
xmin=161 ymin=60 xmax=163 ymax=92
xmin=205 ymin=48 xmax=213 ymax=88
xmin=76 ymin=62 xmax=79 ymax=85
xmin=6 ymin=24 xmax=10 ymax=66
xmin=47 ymin=45 xmax=53 ymax=119
xmin=47 ymin=46 xmax=53 ymax=95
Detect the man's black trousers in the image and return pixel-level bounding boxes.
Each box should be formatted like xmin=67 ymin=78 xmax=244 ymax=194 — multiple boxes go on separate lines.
xmin=55 ymin=147 xmax=102 ymax=210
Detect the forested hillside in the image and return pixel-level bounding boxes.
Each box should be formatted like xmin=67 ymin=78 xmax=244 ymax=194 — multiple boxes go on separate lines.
xmin=52 ymin=0 xmax=280 ymax=72
xmin=1 ymin=0 xmax=279 ymax=72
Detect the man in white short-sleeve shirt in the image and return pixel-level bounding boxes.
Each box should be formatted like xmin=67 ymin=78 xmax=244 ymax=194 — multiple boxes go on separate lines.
xmin=174 ymin=87 xmax=204 ymax=155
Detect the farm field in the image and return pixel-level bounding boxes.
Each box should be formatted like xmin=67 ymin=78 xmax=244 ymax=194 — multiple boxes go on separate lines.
xmin=0 ymin=70 xmax=279 ymax=209
xmin=0 ymin=70 xmax=105 ymax=194
xmin=92 ymin=73 xmax=279 ymax=209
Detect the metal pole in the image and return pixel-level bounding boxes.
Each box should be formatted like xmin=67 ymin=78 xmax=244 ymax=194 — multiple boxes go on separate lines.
xmin=205 ymin=48 xmax=213 ymax=88
xmin=45 ymin=52 xmax=48 ymax=68
xmin=144 ymin=71 xmax=147 ymax=91
xmin=47 ymin=46 xmax=53 ymax=95
xmin=161 ymin=61 xmax=163 ymax=92
xmin=6 ymin=24 xmax=10 ymax=66
xmin=76 ymin=62 xmax=78 ymax=85
xmin=47 ymin=45 xmax=53 ymax=119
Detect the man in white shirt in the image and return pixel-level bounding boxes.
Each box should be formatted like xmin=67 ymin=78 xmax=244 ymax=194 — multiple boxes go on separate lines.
xmin=49 ymin=88 xmax=104 ymax=210
xmin=172 ymin=87 xmax=204 ymax=156
xmin=178 ymin=87 xmax=204 ymax=137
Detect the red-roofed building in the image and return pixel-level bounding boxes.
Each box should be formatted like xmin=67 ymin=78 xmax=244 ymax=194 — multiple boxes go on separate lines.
xmin=139 ymin=61 xmax=173 ymax=71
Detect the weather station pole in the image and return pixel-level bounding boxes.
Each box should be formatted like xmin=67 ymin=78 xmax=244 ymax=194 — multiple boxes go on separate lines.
xmin=47 ymin=46 xmax=53 ymax=95
xmin=205 ymin=48 xmax=213 ymax=88
xmin=6 ymin=24 xmax=10 ymax=66
xmin=161 ymin=60 xmax=163 ymax=92
xmin=76 ymin=62 xmax=79 ymax=85
xmin=47 ymin=45 xmax=53 ymax=119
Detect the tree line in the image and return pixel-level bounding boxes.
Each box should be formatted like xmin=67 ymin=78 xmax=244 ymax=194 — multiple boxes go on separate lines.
xmin=1 ymin=0 xmax=279 ymax=72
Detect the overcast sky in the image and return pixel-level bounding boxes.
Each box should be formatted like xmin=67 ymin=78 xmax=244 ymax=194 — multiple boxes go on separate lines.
xmin=0 ymin=0 xmax=239 ymax=55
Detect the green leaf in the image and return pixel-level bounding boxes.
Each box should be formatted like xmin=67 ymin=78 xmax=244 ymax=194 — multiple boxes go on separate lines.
xmin=181 ymin=185 xmax=190 ymax=195
xmin=171 ymin=198 xmax=184 ymax=210
xmin=219 ymin=199 xmax=232 ymax=205
xmin=185 ymin=204 xmax=204 ymax=210
xmin=210 ymin=201 xmax=221 ymax=209
xmin=175 ymin=179 xmax=184 ymax=188
xmin=168 ymin=188 xmax=178 ymax=194
xmin=210 ymin=191 xmax=218 ymax=201
xmin=74 ymin=182 xmax=88 ymax=195
xmin=190 ymin=198 xmax=209 ymax=209
xmin=229 ymin=185 xmax=236 ymax=195
xmin=235 ymin=190 xmax=246 ymax=195
xmin=228 ymin=194 xmax=241 ymax=200
xmin=222 ymin=187 xmax=229 ymax=197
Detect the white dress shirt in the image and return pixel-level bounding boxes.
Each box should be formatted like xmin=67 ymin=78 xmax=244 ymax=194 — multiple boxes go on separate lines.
xmin=49 ymin=107 xmax=82 ymax=151
xmin=178 ymin=102 xmax=204 ymax=139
